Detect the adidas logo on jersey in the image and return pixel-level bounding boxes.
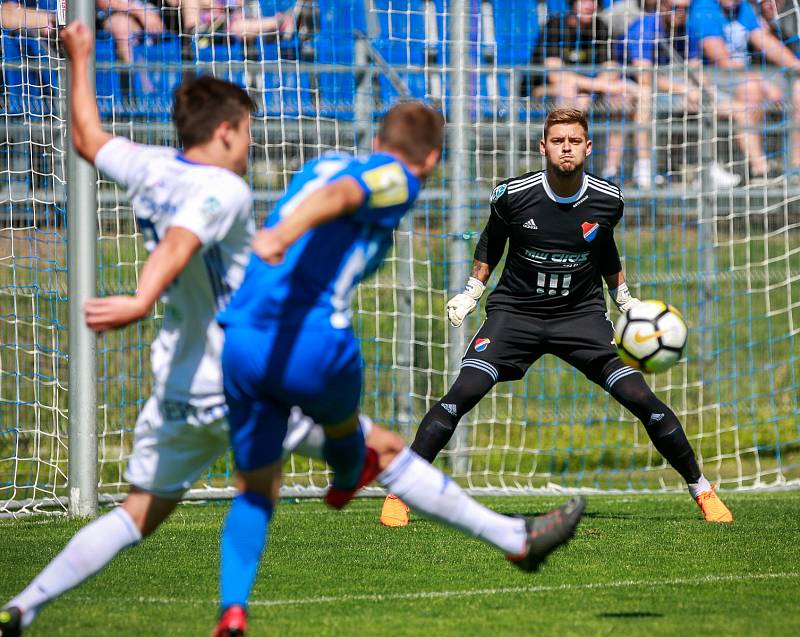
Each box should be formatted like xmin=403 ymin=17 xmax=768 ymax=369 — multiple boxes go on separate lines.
xmin=441 ymin=403 xmax=458 ymax=416
xmin=523 ymin=218 xmax=538 ymax=230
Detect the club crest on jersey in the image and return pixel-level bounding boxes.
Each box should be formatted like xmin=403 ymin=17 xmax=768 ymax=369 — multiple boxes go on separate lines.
xmin=474 ymin=338 xmax=491 ymax=352
xmin=201 ymin=196 xmax=222 ymax=217
xmin=581 ymin=222 xmax=599 ymax=242
xmin=490 ymin=183 xmax=507 ymax=203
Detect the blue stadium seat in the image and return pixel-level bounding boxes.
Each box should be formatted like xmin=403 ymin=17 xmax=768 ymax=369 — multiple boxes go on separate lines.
xmin=315 ymin=39 xmax=356 ymax=120
xmin=262 ymin=65 xmax=316 ymax=117
xmin=131 ymin=36 xmax=183 ymax=119
xmin=241 ymin=6 xmax=324 ymax=119
xmin=193 ymin=36 xmax=246 ymax=87
xmin=95 ymin=35 xmax=123 ymax=118
xmin=372 ymin=0 xmax=427 ymax=64
xmin=475 ymin=1 xmax=541 ymax=120
xmin=492 ymin=0 xmax=540 ymax=66
xmin=254 ymin=25 xmax=316 ymax=117
xmin=0 ymin=32 xmax=53 ymax=117
xmin=317 ymin=0 xmax=367 ymax=38
xmin=477 ymin=73 xmax=513 ymax=120
xmin=371 ymin=1 xmax=431 ymax=105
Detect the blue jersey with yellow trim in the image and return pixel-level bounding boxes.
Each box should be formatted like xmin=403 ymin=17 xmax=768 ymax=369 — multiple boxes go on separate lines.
xmin=218 ymin=151 xmax=420 ymax=329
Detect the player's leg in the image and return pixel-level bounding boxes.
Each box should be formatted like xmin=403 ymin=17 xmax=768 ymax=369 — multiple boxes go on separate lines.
xmin=215 ymin=325 xmax=312 ymax=635
xmin=1 ymin=492 xmax=158 ymax=633
xmin=284 ymin=410 xmax=585 ymax=570
xmin=2 ymin=398 xmax=229 ymax=632
xmin=551 ymin=313 xmax=732 ymax=522
xmin=410 ymin=366 xmax=495 ymax=462
xmin=386 ymin=312 xmax=537 ymax=525
xmin=216 ymin=461 xmax=283 ymax=637
xmin=215 ymin=391 xmax=287 ymax=637
xmin=322 ymin=411 xmax=367 ymax=491
xmin=410 ymin=311 xmax=534 ymax=463
xmin=219 ymin=361 xmax=288 ymax=593
xmin=601 ymin=363 xmax=731 ymax=521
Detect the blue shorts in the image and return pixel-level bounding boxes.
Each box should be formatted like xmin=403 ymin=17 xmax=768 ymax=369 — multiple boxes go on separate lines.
xmin=222 ymin=321 xmax=362 ymax=471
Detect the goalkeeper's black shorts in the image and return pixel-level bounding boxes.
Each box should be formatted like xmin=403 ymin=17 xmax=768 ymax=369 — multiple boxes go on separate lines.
xmin=460 ymin=309 xmax=626 ymax=387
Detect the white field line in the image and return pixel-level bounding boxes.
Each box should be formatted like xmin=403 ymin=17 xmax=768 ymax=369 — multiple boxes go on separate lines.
xmin=133 ymin=571 xmax=800 ymax=609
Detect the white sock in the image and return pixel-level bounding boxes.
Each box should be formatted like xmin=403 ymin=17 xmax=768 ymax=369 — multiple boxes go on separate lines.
xmin=378 ymin=448 xmax=527 ymax=555
xmin=9 ymin=507 xmax=141 ymax=628
xmin=687 ymin=475 xmax=712 ymax=499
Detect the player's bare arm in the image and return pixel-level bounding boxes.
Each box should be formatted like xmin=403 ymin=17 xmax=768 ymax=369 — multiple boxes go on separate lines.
xmin=471 ymin=259 xmax=493 ymax=285
xmin=60 ymin=21 xmax=113 ymax=164
xmin=701 ymin=36 xmax=745 ymax=69
xmin=85 ymin=227 xmax=202 ymax=331
xmin=252 ymin=176 xmax=366 ymax=264
xmin=749 ymin=27 xmax=800 ymax=70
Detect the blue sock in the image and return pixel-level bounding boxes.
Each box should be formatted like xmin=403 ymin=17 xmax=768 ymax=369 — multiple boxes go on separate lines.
xmin=220 ymin=492 xmax=274 ymax=610
xmin=323 ymin=429 xmax=366 ymax=489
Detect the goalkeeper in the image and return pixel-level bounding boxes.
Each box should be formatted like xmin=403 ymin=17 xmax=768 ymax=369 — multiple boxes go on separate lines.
xmin=381 ymin=108 xmax=732 ymax=527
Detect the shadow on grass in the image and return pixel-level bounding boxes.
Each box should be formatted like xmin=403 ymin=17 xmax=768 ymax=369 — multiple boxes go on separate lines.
xmin=598 ymin=612 xmax=664 ymax=619
xmin=508 ymin=511 xmax=637 ymax=520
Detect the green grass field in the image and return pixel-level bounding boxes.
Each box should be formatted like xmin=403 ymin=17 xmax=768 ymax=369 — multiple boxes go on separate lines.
xmin=2 ymin=493 xmax=799 ymax=636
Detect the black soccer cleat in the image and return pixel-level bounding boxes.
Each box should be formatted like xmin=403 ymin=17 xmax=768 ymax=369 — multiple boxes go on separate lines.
xmin=507 ymin=496 xmax=586 ymax=573
xmin=0 ymin=607 xmax=22 ymax=637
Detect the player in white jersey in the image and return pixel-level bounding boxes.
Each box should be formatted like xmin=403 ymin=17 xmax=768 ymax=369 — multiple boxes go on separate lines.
xmin=0 ymin=21 xmax=255 ymax=636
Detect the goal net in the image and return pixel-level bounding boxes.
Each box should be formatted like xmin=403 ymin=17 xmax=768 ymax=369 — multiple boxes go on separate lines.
xmin=2 ymin=0 xmax=798 ymax=514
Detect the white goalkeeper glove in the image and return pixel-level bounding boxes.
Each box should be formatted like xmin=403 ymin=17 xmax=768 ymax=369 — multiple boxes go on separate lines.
xmin=446 ymin=277 xmax=485 ymax=328
xmin=609 ymin=282 xmax=641 ymax=313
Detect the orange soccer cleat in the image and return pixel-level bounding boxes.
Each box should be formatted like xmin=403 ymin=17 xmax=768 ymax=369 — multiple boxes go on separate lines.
xmin=695 ymin=488 xmax=733 ymax=523
xmin=380 ymin=494 xmax=410 ymax=527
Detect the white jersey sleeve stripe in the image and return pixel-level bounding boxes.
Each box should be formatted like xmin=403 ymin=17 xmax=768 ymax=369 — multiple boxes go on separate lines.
xmin=507 ymin=174 xmax=543 ymax=192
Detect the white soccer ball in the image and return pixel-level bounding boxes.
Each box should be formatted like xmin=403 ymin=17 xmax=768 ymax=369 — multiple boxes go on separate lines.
xmin=614 ymin=300 xmax=688 ymax=373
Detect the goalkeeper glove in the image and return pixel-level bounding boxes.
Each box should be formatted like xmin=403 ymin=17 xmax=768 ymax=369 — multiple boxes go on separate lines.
xmin=446 ymin=277 xmax=485 ymax=327
xmin=609 ymin=282 xmax=641 ymax=313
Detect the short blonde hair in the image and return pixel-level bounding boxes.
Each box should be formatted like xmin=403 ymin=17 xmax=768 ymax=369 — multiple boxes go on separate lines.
xmin=543 ymin=108 xmax=589 ymax=140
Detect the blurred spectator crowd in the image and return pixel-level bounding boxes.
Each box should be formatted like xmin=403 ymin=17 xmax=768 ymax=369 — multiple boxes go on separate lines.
xmin=2 ymin=0 xmax=800 ymax=188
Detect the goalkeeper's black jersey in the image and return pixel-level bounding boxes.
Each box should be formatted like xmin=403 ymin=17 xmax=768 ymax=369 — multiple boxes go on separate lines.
xmin=475 ymin=170 xmax=624 ymax=317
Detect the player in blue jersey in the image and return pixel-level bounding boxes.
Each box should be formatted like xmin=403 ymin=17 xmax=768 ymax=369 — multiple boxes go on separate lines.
xmin=211 ymin=102 xmax=585 ymax=636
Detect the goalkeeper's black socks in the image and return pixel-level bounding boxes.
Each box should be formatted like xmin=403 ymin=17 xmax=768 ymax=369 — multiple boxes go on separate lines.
xmin=608 ymin=371 xmax=702 ymax=484
xmin=411 ymin=366 xmax=495 ymax=462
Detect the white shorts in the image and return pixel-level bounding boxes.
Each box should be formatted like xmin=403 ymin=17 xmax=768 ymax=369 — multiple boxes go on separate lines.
xmin=124 ymin=396 xmax=230 ymax=498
